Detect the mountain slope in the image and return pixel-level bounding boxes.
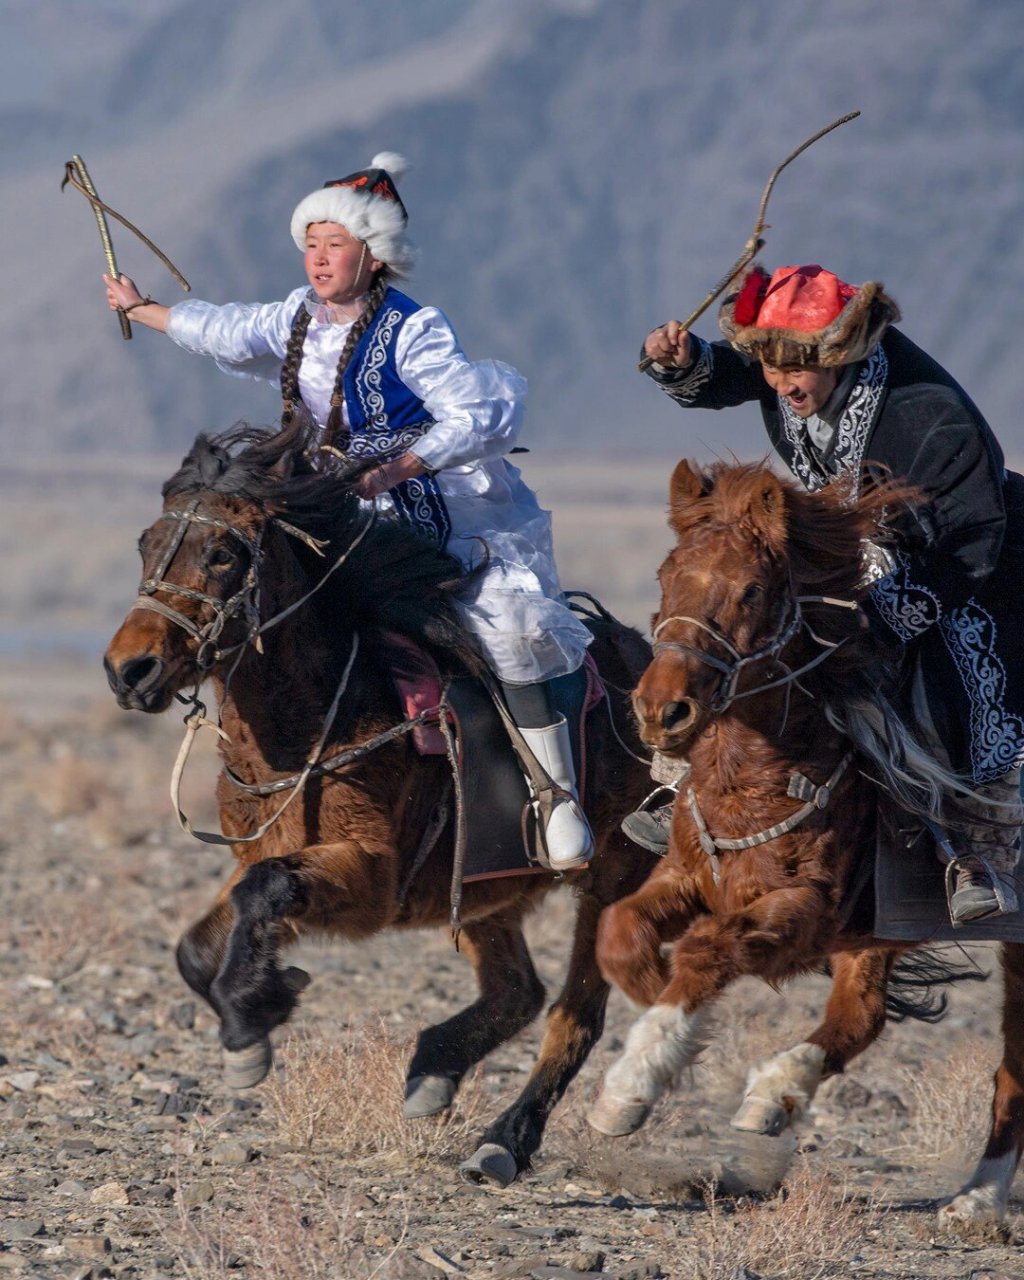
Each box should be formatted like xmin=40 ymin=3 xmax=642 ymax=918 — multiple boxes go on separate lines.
xmin=11 ymin=0 xmax=1024 ymax=459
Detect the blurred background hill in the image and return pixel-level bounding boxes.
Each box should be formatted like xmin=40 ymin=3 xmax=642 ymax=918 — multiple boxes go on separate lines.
xmin=6 ymin=0 xmax=1024 ymax=459
xmin=3 ymin=0 xmax=1024 ymax=672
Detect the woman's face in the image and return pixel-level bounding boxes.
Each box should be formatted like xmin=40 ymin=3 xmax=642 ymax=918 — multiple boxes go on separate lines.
xmin=303 ymin=222 xmax=381 ymax=305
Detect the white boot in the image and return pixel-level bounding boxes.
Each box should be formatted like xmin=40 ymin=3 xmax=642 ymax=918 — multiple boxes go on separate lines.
xmin=520 ymin=717 xmax=595 ymax=871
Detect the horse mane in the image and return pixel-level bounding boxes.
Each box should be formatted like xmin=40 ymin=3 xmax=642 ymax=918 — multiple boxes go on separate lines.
xmin=691 ymin=462 xmax=968 ymax=818
xmin=162 ymin=416 xmax=484 ymax=676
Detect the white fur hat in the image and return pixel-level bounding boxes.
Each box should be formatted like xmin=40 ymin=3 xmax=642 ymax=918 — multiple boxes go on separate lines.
xmin=290 ymin=152 xmax=416 ymax=275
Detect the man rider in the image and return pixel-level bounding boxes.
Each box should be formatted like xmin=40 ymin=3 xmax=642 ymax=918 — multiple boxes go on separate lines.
xmin=628 ymin=262 xmax=1024 ymax=925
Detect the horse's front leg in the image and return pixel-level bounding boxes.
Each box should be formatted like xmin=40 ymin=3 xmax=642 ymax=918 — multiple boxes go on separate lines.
xmin=732 ymin=947 xmax=897 ymax=1135
xmin=462 ymin=839 xmax=665 ymax=1185
xmin=595 ymin=862 xmax=708 ymax=1005
xmin=941 ymin=942 xmax=1024 ymax=1225
xmin=207 ymin=842 xmax=393 ymax=1087
xmin=403 ymin=911 xmax=545 ymax=1123
xmin=589 ymin=885 xmax=828 ymax=1137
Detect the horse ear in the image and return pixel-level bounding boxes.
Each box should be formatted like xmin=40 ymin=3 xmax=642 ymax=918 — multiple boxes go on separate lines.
xmin=668 ymin=460 xmax=709 ymax=532
xmin=747 ymin=472 xmax=788 ymax=549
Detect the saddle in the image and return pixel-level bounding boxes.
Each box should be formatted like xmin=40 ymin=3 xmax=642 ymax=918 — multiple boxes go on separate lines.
xmin=874 ymin=807 xmax=1024 ymax=943
xmin=383 ymin=633 xmax=604 ymax=882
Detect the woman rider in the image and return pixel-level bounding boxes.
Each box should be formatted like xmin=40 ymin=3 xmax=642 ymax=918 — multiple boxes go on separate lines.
xmin=104 ymin=152 xmax=594 ymax=872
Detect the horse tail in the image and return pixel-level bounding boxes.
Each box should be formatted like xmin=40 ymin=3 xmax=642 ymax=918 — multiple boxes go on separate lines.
xmin=883 ymin=948 xmax=988 ymax=1024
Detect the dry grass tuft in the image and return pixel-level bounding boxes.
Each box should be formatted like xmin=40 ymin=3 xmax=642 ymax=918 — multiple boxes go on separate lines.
xmin=895 ymin=1037 xmax=994 ymax=1163
xmin=264 ymin=1020 xmax=487 ymax=1161
xmin=678 ymin=1163 xmax=882 ymax=1280
xmin=165 ymin=1176 xmax=396 ymax=1280
xmin=7 ymin=888 xmax=130 ymax=982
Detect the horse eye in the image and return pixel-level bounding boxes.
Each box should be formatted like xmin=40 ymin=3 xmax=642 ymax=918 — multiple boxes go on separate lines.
xmin=207 ymin=544 xmax=236 ymax=569
xmin=740 ymin=583 xmax=764 ymax=606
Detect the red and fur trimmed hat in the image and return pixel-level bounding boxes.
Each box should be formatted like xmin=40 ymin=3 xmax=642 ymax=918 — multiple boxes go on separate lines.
xmin=718 ymin=263 xmax=900 ymax=367
xmin=290 ymin=151 xmax=416 ymax=275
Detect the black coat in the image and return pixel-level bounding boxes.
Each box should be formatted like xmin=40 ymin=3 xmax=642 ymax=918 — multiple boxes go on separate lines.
xmin=647 ymin=328 xmax=1024 ymax=783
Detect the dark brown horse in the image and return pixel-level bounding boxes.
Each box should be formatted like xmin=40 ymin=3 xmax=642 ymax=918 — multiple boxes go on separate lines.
xmin=588 ymin=459 xmax=1024 ymax=1223
xmin=103 ymin=420 xmax=656 ymax=1186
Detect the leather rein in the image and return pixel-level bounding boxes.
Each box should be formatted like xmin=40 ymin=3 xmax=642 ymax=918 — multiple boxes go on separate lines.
xmin=130 ymin=501 xmax=439 ymax=847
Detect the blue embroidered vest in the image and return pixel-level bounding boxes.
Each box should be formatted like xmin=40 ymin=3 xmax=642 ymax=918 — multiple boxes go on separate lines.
xmin=342 ymin=288 xmax=451 ymax=546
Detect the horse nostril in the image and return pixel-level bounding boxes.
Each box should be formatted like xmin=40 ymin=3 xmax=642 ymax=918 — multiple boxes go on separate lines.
xmin=660 ymin=700 xmax=693 ymax=731
xmin=118 ymin=655 xmax=164 ymax=693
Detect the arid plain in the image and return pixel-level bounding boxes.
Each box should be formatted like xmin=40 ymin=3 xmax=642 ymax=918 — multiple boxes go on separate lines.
xmin=1 ymin=455 xmax=1021 ymax=1279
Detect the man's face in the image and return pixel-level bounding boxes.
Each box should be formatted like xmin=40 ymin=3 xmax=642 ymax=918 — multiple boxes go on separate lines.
xmin=760 ymin=363 xmax=839 ymax=418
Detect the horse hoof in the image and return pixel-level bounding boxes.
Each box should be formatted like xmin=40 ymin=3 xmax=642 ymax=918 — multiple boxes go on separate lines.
xmin=459 ymin=1143 xmax=518 ymax=1188
xmin=223 ymin=1037 xmax=273 ymax=1089
xmin=938 ymin=1187 xmax=1004 ymax=1225
xmin=731 ymin=1097 xmax=789 ymax=1136
xmin=403 ymin=1073 xmax=455 ymax=1119
xmin=282 ymin=966 xmax=311 ymax=994
xmin=586 ymin=1092 xmax=651 ymax=1137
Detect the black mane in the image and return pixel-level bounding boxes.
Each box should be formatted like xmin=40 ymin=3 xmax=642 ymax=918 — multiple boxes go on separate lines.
xmin=163 ymin=418 xmax=483 ymax=675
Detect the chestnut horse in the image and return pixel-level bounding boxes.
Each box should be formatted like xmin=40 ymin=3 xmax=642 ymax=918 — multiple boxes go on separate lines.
xmin=103 ymin=420 xmax=657 ymax=1186
xmin=588 ymin=460 xmax=1024 ymax=1223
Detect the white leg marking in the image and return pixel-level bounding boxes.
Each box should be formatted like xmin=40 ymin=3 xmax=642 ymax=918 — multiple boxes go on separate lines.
xmin=731 ymin=1041 xmax=826 ymax=1134
xmin=588 ymin=1003 xmax=713 ymax=1135
xmin=939 ymin=1150 xmax=1018 ymax=1224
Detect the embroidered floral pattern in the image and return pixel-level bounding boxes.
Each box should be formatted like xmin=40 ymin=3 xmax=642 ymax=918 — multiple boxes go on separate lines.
xmin=870 ymin=551 xmax=942 ymax=640
xmin=940 ymin=601 xmax=1024 ymax=782
xmin=663 ymin=336 xmax=715 ymax=405
xmin=351 ymin=305 xmax=452 ymax=545
xmin=832 ymin=345 xmax=888 ymax=491
xmin=356 ymin=307 xmax=403 ymax=429
xmin=778 ymin=345 xmax=888 ymax=493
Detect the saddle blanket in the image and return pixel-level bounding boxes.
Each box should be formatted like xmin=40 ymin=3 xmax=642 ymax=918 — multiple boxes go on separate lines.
xmin=384 ymin=634 xmax=604 ymax=881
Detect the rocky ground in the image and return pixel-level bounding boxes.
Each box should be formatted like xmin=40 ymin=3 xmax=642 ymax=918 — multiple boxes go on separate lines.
xmin=1 ymin=660 xmax=1023 ymax=1280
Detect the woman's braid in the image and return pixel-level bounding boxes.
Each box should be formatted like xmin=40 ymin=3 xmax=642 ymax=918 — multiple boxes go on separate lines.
xmin=322 ymin=269 xmax=393 ymax=450
xmin=279 ymin=305 xmax=313 ymax=428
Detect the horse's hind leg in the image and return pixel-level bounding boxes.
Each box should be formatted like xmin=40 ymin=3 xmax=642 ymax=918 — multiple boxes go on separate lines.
xmin=461 ymin=893 xmax=610 ymax=1186
xmin=463 ymin=848 xmax=674 ymax=1184
xmin=403 ymin=910 xmax=545 ymax=1123
xmin=941 ymin=942 xmax=1024 ymax=1225
xmin=732 ymin=948 xmax=897 ymax=1135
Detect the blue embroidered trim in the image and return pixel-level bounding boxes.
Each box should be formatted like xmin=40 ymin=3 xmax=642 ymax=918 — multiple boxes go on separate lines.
xmin=939 ymin=600 xmax=1024 ymax=783
xmin=350 ymin=302 xmax=452 ymax=546
xmin=870 ymin=551 xmax=942 ymax=641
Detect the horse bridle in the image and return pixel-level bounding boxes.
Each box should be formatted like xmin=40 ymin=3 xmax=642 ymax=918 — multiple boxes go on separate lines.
xmin=125 ymin=496 xmax=387 ymax=849
xmin=130 ymin=498 xmax=267 ymax=672
xmin=652 ymin=590 xmax=860 ymax=715
xmin=128 ymin=498 xmax=374 ymax=674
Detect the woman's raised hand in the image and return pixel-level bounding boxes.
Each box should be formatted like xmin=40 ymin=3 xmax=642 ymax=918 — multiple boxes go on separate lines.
xmin=101 ymin=273 xmax=170 ymax=333
xmin=104 ymin=273 xmax=143 ymax=312
xmin=644 ymin=321 xmax=692 ymax=368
